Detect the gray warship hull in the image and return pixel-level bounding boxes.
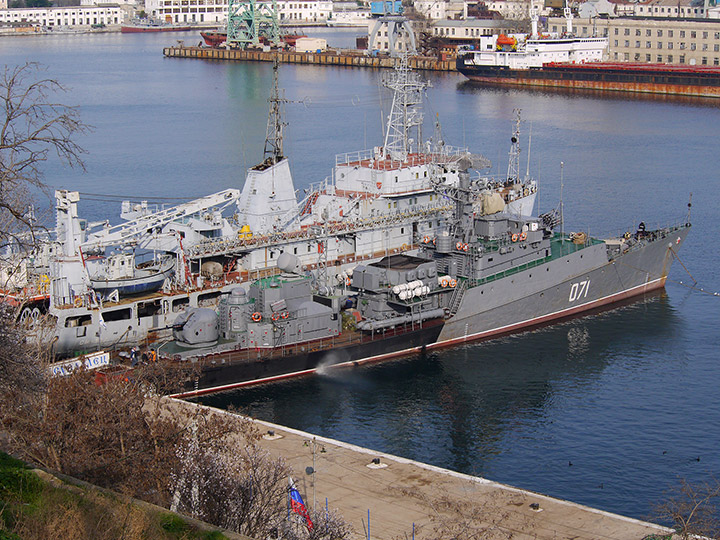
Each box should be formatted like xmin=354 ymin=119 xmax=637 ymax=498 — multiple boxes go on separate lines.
xmin=435 ymin=226 xmax=689 ymax=346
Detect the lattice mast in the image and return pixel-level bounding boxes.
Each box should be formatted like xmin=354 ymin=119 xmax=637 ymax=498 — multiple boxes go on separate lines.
xmin=227 ymin=0 xmax=280 ymax=49
xmin=381 ymin=55 xmax=429 ymax=162
xmin=263 ymin=59 xmax=287 ymax=165
xmin=506 ymin=109 xmax=521 ymax=183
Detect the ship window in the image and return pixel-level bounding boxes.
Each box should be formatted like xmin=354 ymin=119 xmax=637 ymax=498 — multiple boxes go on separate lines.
xmin=138 ymin=301 xmax=162 ymax=318
xmin=293 ymin=247 xmax=297 ymax=254
xmin=401 ymin=227 xmax=404 ymax=234
xmin=65 ymin=315 xmax=92 ymax=327
xmin=172 ymin=297 xmax=189 ymax=312
xmin=393 ymin=202 xmax=397 ymax=208
xmin=103 ymin=308 xmax=131 ymax=322
xmin=308 ymin=245 xmax=311 ymax=252
xmin=198 ymin=291 xmax=221 ymax=306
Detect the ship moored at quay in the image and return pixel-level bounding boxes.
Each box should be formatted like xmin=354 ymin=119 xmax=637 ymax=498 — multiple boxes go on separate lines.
xmin=454 ymin=8 xmax=720 ymax=97
xmin=1 ymin=58 xmax=535 ymax=358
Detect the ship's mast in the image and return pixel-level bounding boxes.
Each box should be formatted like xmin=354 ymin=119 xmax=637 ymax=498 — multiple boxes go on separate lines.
xmin=263 ymin=59 xmax=287 ymax=165
xmin=381 ymin=55 xmax=429 ymax=162
xmin=506 ymin=109 xmax=521 ymax=184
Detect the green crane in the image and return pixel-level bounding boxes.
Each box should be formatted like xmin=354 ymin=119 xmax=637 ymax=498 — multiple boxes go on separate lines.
xmin=227 ymin=0 xmax=281 ymax=49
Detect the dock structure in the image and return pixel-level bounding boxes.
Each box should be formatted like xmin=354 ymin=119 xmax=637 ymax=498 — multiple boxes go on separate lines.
xmin=163 ymin=45 xmax=457 ymax=72
xmin=179 ymin=400 xmax=673 ymax=540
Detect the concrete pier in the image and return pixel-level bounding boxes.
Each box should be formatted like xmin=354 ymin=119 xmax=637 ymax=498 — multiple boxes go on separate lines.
xmin=163 ymin=46 xmax=457 ymax=72
xmin=180 ymin=400 xmax=673 ymax=540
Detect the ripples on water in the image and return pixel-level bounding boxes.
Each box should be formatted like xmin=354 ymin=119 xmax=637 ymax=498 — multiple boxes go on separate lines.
xmin=3 ymin=31 xmax=719 ymax=520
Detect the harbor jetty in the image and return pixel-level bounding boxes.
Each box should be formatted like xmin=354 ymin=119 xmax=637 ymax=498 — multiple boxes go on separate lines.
xmin=163 ymin=45 xmax=456 ymax=71
xmin=179 ymin=399 xmax=673 ymax=540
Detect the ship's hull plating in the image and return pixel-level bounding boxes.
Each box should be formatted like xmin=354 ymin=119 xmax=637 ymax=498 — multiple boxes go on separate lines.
xmin=176 ymin=225 xmax=689 ymax=397
xmin=457 ymin=63 xmax=720 ymax=98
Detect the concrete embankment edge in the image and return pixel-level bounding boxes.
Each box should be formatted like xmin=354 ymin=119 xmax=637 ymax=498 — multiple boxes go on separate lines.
xmin=173 ymin=398 xmax=675 ymax=540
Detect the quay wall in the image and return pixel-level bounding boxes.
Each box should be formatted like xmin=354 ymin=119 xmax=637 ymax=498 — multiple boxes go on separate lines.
xmin=169 ymin=398 xmax=674 ymax=540
xmin=163 ymin=46 xmax=457 ymax=72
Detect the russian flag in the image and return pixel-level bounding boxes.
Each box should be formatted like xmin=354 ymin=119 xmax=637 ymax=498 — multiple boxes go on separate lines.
xmin=289 ymin=477 xmax=314 ymax=531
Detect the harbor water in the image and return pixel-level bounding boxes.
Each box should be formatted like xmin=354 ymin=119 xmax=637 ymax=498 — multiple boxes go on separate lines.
xmin=2 ymin=30 xmax=719 ymax=522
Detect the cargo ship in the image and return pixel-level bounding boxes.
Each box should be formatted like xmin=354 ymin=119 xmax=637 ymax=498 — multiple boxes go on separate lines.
xmin=455 ymin=6 xmax=720 ymax=98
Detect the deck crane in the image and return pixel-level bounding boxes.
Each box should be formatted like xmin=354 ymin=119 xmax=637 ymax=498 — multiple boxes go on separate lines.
xmin=81 ymin=189 xmax=240 ymax=252
xmin=51 ymin=189 xmax=240 ymax=306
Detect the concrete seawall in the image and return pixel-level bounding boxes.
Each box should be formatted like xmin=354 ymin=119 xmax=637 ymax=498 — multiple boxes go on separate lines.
xmin=163 ymin=46 xmax=457 ymax=72
xmin=173 ymin=398 xmax=674 ymax=540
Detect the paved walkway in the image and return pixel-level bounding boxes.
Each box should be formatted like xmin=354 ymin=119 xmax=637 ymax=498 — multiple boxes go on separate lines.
xmin=184 ymin=400 xmax=674 ymax=540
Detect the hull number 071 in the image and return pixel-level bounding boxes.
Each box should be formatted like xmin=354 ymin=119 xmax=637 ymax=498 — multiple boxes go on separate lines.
xmin=569 ymin=280 xmax=590 ymax=302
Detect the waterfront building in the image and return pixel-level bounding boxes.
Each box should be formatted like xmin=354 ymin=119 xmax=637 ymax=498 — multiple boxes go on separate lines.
xmin=431 ymin=18 xmax=521 ymax=40
xmin=144 ymin=0 xmax=331 ymax=25
xmin=412 ymin=0 xmax=466 ymax=20
xmin=549 ymin=15 xmax=720 ymax=65
xmin=0 ymin=4 xmax=127 ymax=27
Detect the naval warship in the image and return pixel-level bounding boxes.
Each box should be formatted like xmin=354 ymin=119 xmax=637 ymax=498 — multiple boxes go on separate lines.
xmin=165 ymin=156 xmax=690 ymax=397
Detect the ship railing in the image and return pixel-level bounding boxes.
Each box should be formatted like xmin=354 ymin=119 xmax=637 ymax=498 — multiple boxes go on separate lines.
xmin=469 ymin=254 xmax=553 ymax=288
xmin=335 ymin=146 xmax=469 ymax=170
xmin=183 ymin=203 xmax=455 ymax=259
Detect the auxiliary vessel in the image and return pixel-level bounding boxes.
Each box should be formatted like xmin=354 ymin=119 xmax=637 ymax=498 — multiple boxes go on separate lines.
xmin=1 ymin=58 xmax=535 ymax=357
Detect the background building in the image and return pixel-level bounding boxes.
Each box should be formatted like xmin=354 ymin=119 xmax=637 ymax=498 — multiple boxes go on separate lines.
xmin=0 ymin=4 xmax=126 ymax=27
xmin=549 ymin=15 xmax=720 ymax=65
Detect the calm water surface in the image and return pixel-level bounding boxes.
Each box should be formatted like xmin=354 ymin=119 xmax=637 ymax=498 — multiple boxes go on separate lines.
xmin=2 ymin=31 xmax=719 ymax=522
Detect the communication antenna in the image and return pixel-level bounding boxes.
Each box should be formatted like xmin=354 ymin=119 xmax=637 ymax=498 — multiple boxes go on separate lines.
xmin=263 ymin=57 xmax=287 ymax=165
xmin=560 ymin=161 xmax=565 ymax=244
xmin=525 ymin=121 xmax=532 ymax=180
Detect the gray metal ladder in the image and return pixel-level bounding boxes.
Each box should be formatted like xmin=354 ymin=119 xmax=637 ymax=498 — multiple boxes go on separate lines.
xmin=448 ymin=279 xmax=467 ymax=316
